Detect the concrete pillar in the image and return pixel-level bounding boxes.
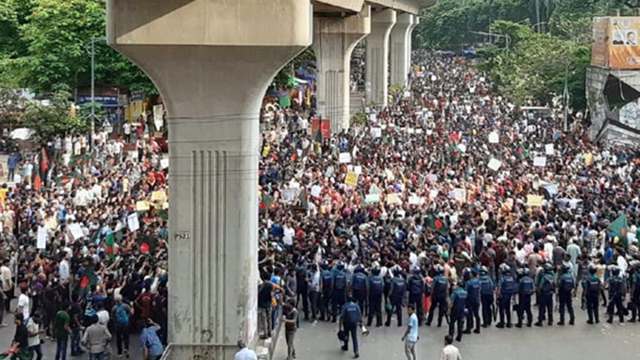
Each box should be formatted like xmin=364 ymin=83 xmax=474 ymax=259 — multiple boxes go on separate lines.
xmin=407 ymin=15 xmax=419 ymax=72
xmin=107 ymin=1 xmax=312 ymax=359
xmin=313 ymin=6 xmax=371 ymax=132
xmin=389 ymin=13 xmax=413 ymax=87
xmin=366 ymin=9 xmax=396 ymax=107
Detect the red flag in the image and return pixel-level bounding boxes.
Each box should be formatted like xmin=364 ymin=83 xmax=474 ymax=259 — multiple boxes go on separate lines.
xmin=140 ymin=242 xmax=150 ymax=254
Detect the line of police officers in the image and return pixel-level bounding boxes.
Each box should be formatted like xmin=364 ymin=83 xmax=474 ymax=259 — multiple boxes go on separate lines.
xmin=295 ymin=258 xmax=640 ymax=345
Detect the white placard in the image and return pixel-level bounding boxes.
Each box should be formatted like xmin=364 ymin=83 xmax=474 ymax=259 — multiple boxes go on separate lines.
xmin=449 ymin=188 xmax=466 ymax=202
xmin=545 ymin=144 xmax=554 ymax=155
xmin=370 ymin=127 xmax=382 ymax=138
xmin=533 ymin=156 xmax=547 ymax=167
xmin=458 ymin=143 xmax=467 ymax=153
xmin=283 ymin=188 xmax=298 ymax=203
xmin=488 ymin=158 xmax=502 ymax=171
xmin=339 ymin=152 xmax=351 ymax=164
xmin=409 ymin=195 xmax=424 ymax=205
xmin=37 ymin=226 xmax=48 ymax=249
xmin=153 ymin=104 xmax=164 ymax=131
xmin=69 ymin=223 xmax=84 ymax=240
xmin=369 ymin=113 xmax=377 ymax=122
xmin=127 ymin=213 xmax=140 ymax=232
xmin=365 ymin=193 xmax=380 ymax=204
xmin=310 ymin=185 xmax=322 ymax=198
xmin=354 ymin=166 xmax=362 ymax=175
xmin=488 ymin=131 xmax=499 ymax=144
xmin=429 ymin=189 xmax=439 ymax=200
xmin=160 ymin=157 xmax=169 ymax=170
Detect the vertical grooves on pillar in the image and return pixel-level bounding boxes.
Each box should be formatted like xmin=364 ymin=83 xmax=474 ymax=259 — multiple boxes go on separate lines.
xmin=190 ymin=150 xmax=197 ymax=343
xmin=205 ymin=150 xmax=212 ymax=336
xmin=199 ymin=150 xmax=205 ymax=343
xmin=372 ymin=47 xmax=381 ymax=103
xmin=211 ymin=150 xmax=218 ymax=344
xmin=221 ymin=151 xmax=227 ymax=341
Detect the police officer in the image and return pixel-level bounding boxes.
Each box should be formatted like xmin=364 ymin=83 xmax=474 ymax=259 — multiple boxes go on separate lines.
xmin=408 ymin=267 xmax=425 ymax=326
xmin=607 ymin=265 xmax=625 ymax=323
xmin=367 ymin=267 xmax=384 ymax=327
xmin=319 ymin=262 xmax=333 ymax=321
xmin=516 ymin=267 xmax=534 ymax=328
xmin=535 ymin=263 xmax=555 ymax=327
xmin=628 ymin=261 xmax=640 ymax=322
xmin=295 ymin=258 xmax=310 ymax=321
xmin=386 ymin=270 xmax=406 ymax=327
xmin=449 ymin=281 xmax=468 ymax=342
xmin=479 ymin=266 xmax=495 ymax=328
xmin=464 ymin=268 xmax=481 ymax=334
xmin=557 ymin=264 xmax=575 ymax=326
xmin=496 ymin=264 xmax=515 ymax=328
xmin=340 ymin=296 xmax=362 ymax=359
xmin=331 ymin=262 xmax=348 ymax=322
xmin=427 ymin=265 xmax=448 ymax=327
xmin=351 ymin=266 xmax=368 ymax=318
xmin=582 ymin=264 xmax=601 ymax=324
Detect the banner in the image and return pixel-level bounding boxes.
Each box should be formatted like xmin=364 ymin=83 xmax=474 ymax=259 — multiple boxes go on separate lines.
xmin=345 ymin=172 xmax=359 ymax=187
xmin=527 ymin=195 xmax=544 ymax=207
xmin=592 ymin=17 xmax=640 ymax=69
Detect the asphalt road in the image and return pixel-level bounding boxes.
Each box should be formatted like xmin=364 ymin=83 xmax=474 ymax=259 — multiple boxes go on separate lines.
xmin=273 ymin=308 xmax=640 ymax=360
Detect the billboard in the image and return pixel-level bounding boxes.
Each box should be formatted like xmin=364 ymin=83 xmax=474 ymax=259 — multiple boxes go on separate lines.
xmin=592 ymin=17 xmax=640 ymax=70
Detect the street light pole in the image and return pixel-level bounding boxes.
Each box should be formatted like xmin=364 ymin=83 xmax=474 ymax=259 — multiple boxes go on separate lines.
xmin=90 ymin=36 xmax=96 ymax=151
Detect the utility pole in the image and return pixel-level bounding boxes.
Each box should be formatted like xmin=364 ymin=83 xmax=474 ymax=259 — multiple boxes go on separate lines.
xmin=535 ymin=0 xmax=541 ymax=33
xmin=90 ymin=36 xmax=96 ymax=151
xmin=563 ymin=62 xmax=570 ymax=132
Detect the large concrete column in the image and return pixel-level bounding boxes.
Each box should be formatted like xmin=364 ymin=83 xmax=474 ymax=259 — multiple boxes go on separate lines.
xmin=366 ymin=9 xmax=396 ymax=107
xmin=107 ymin=1 xmax=311 ymax=359
xmin=313 ymin=6 xmax=371 ymax=132
xmin=407 ymin=15 xmax=419 ymax=72
xmin=389 ymin=13 xmax=413 ymax=87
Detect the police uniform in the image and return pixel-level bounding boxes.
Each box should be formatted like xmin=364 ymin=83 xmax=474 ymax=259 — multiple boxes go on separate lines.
xmin=351 ymin=269 xmax=368 ymax=318
xmin=332 ymin=268 xmax=348 ymax=322
xmin=367 ymin=273 xmax=384 ymax=327
xmin=408 ymin=271 xmax=425 ymax=326
xmin=582 ymin=271 xmax=601 ymax=324
xmin=497 ymin=271 xmax=515 ymax=328
xmin=464 ymin=275 xmax=481 ymax=333
xmin=516 ymin=273 xmax=534 ymax=327
xmin=426 ymin=273 xmax=449 ymax=327
xmin=536 ymin=268 xmax=555 ymax=326
xmin=320 ymin=268 xmax=333 ymax=321
xmin=630 ymin=268 xmax=640 ymax=322
xmin=607 ymin=270 xmax=625 ymax=323
xmin=557 ymin=270 xmax=575 ymax=325
xmin=386 ymin=273 xmax=406 ymax=327
xmin=449 ymin=285 xmax=468 ymax=342
xmin=341 ymin=300 xmax=362 ymax=357
xmin=479 ymin=272 xmax=495 ymax=327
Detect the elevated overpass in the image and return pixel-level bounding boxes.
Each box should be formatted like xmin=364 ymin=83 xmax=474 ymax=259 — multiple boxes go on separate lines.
xmin=106 ymin=1 xmax=433 ymax=359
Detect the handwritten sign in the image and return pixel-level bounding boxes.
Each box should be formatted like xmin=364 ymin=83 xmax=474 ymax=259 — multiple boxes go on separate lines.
xmin=488 ymin=158 xmax=502 ymax=171
xmin=127 ymin=213 xmax=140 ymax=232
xmin=344 ymin=172 xmax=359 ymax=187
xmin=339 ymin=152 xmax=351 ymax=164
xmin=527 ymin=195 xmax=544 ymax=207
xmin=533 ymin=156 xmax=547 ymax=167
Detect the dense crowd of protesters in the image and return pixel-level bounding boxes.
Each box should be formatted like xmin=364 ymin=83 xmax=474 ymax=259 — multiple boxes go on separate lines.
xmin=258 ymin=51 xmax=640 ymax=359
xmin=0 ymin=117 xmax=168 ymax=359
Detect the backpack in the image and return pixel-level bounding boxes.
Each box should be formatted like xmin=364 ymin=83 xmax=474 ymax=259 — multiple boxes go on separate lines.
xmin=480 ymin=277 xmax=494 ymax=295
xmin=334 ymin=272 xmax=347 ymax=291
xmin=115 ymin=304 xmax=129 ymax=326
xmin=560 ymin=275 xmax=574 ymax=292
xmin=352 ymin=273 xmax=366 ymax=293
xmin=519 ymin=277 xmax=534 ymax=295
xmin=541 ymin=274 xmax=554 ymax=293
xmin=321 ymin=271 xmax=333 ymax=292
xmin=409 ymin=276 xmax=423 ymax=296
xmin=369 ymin=276 xmax=383 ymax=295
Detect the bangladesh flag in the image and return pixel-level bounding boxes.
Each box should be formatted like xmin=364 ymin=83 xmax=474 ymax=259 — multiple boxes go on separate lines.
xmin=104 ymin=232 xmax=116 ymax=256
xmin=80 ymin=269 xmax=97 ymax=289
xmin=608 ymin=214 xmax=629 ymax=247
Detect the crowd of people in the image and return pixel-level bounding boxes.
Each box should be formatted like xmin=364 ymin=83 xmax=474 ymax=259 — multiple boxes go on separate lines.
xmin=258 ymin=50 xmax=640 ymax=359
xmin=0 ymin=117 xmax=169 ymax=359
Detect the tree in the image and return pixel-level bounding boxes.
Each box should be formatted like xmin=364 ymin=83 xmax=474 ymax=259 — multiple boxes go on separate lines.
xmin=0 ymin=86 xmax=27 ymax=130
xmin=23 ymin=91 xmax=88 ymax=144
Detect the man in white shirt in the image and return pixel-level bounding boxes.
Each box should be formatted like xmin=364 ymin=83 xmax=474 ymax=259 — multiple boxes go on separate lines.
xmin=17 ymin=286 xmax=30 ymax=320
xmin=234 ymin=340 xmax=257 ymax=360
xmin=59 ymin=255 xmax=70 ymax=283
xmin=440 ymin=335 xmax=462 ymax=360
xmin=401 ymin=304 xmax=419 ymax=360
xmin=0 ymin=259 xmax=12 ymax=314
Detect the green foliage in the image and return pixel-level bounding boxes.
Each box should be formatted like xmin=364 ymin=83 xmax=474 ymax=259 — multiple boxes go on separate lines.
xmin=351 ymin=112 xmax=368 ymax=127
xmin=0 ymin=0 xmax=154 ymax=96
xmin=23 ymin=91 xmax=88 ymax=144
xmin=0 ymin=86 xmax=26 ymax=128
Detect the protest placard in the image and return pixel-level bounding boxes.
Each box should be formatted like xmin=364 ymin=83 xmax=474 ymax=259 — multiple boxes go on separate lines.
xmin=526 ymin=195 xmax=544 ymax=207
xmin=345 ymin=172 xmax=359 ymax=187
xmin=386 ymin=193 xmax=402 ymax=205
xmin=310 ymin=185 xmax=322 ymax=198
xmin=365 ymin=193 xmax=380 ymax=204
xmin=127 ymin=213 xmax=140 ymax=232
xmin=488 ymin=131 xmax=499 ymax=144
xmin=69 ymin=223 xmax=84 ymax=240
xmin=488 ymin=158 xmax=502 ymax=171
xmin=339 ymin=152 xmax=351 ymax=164
xmin=545 ymin=144 xmax=554 ymax=156
xmin=136 ymin=201 xmax=150 ymax=212
xmin=283 ymin=188 xmax=299 ymax=203
xmin=160 ymin=157 xmax=169 ymax=170
xmin=449 ymin=188 xmax=466 ymax=202
xmin=354 ymin=166 xmax=362 ymax=175
xmin=409 ymin=194 xmax=424 ymax=205
xmin=533 ymin=156 xmax=547 ymax=167
xmin=370 ymin=127 xmax=382 ymax=138
xmin=458 ymin=143 xmax=467 ymax=153
xmin=37 ymin=226 xmax=48 ymax=249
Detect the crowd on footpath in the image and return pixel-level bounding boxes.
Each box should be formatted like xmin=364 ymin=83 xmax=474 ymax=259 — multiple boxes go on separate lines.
xmin=257 ymin=50 xmax=640 ymax=359
xmin=0 ymin=116 xmax=169 ymax=360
